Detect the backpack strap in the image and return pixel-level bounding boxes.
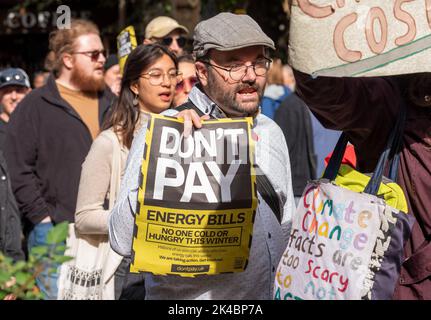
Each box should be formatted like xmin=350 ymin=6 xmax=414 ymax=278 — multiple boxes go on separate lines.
xmin=255 ymin=171 xmax=282 ymax=223
xmin=173 ymin=101 xmax=282 ymax=224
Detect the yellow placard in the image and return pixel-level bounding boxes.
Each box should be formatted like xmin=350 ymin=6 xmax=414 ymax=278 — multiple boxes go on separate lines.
xmin=117 ymin=25 xmax=137 ymax=74
xmin=130 ymin=114 xmax=258 ymax=277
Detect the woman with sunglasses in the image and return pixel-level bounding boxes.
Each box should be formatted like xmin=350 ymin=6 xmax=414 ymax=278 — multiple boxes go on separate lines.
xmin=59 ymin=44 xmax=183 ymax=300
xmin=173 ymin=54 xmax=199 ymax=107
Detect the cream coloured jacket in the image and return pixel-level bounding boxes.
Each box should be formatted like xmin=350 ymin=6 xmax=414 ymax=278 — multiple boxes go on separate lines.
xmin=75 ymin=114 xmax=149 ymax=234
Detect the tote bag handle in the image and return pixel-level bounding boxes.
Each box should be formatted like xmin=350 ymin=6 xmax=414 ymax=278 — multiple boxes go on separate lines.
xmin=322 ymin=99 xmax=406 ymax=196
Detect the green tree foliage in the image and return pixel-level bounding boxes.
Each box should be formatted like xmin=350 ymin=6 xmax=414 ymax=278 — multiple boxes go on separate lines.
xmin=0 ymin=222 xmax=72 ymax=300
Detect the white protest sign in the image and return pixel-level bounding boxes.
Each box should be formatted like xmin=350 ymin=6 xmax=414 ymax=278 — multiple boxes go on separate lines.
xmin=289 ymin=0 xmax=431 ymax=77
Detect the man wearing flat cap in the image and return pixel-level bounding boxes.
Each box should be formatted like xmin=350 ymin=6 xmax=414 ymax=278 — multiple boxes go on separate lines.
xmin=144 ymin=16 xmax=189 ymax=56
xmin=109 ymin=12 xmax=295 ymax=299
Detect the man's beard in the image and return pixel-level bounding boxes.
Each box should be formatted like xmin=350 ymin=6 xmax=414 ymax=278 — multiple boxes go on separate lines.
xmin=207 ymin=70 xmax=263 ymax=117
xmin=70 ymin=65 xmax=105 ymax=94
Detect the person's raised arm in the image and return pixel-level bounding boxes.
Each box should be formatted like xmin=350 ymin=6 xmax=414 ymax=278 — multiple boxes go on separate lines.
xmin=293 ymin=69 xmax=400 ymax=170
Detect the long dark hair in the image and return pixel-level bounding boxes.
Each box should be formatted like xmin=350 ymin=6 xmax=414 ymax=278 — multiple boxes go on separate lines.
xmin=103 ymin=44 xmax=178 ymax=149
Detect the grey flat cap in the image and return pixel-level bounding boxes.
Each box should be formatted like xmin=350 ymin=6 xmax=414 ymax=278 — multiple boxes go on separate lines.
xmin=193 ymin=12 xmax=275 ymax=58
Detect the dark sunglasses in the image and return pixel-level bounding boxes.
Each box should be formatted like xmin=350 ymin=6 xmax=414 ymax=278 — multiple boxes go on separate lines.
xmin=73 ymin=49 xmax=107 ymax=62
xmin=160 ymin=36 xmax=187 ymax=48
xmin=175 ymin=76 xmax=198 ymax=91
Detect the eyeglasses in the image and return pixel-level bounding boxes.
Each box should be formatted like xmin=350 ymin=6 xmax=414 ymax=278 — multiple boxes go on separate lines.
xmin=160 ymin=36 xmax=187 ymax=48
xmin=72 ymin=49 xmax=106 ymax=62
xmin=175 ymin=76 xmax=198 ymax=92
xmin=202 ymin=57 xmax=272 ymax=81
xmin=140 ymin=69 xmax=182 ymax=86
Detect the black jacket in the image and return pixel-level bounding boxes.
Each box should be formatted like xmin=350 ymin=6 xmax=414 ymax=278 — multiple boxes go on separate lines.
xmin=274 ymin=93 xmax=317 ymax=197
xmin=0 ymin=150 xmax=24 ymax=261
xmin=4 ymin=75 xmax=114 ymax=228
xmin=0 ymin=118 xmax=7 ymax=150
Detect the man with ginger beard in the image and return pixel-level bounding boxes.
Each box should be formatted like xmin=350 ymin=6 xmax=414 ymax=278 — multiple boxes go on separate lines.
xmin=4 ymin=19 xmax=115 ymax=300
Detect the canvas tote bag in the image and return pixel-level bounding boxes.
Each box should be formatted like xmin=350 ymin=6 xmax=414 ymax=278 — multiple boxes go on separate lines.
xmin=274 ymin=106 xmax=415 ymax=300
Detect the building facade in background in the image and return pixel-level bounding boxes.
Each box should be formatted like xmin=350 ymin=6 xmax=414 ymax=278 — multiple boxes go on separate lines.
xmin=0 ymin=0 xmax=289 ymax=82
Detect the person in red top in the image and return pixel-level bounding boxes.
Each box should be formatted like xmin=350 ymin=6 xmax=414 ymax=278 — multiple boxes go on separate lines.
xmin=294 ymin=70 xmax=431 ymax=300
xmin=324 ymin=144 xmax=357 ymax=169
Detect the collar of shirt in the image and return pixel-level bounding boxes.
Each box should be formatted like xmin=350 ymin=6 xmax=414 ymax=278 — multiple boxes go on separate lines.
xmin=188 ymin=85 xmax=227 ymax=119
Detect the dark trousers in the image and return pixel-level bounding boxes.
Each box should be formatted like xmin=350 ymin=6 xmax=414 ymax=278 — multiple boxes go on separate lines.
xmin=114 ymin=256 xmax=146 ymax=300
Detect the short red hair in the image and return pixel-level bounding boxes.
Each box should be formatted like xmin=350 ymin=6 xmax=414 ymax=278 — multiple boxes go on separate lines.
xmin=48 ymin=19 xmax=100 ymax=76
